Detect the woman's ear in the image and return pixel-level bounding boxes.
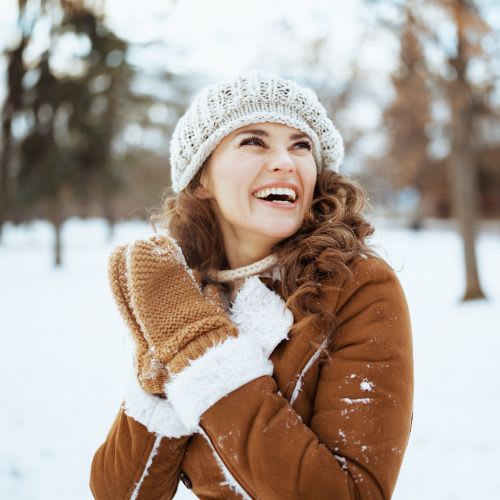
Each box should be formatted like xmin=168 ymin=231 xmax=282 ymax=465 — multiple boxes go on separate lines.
xmin=193 ymin=184 xmax=211 ymax=199
xmin=192 ymin=159 xmax=212 ymax=199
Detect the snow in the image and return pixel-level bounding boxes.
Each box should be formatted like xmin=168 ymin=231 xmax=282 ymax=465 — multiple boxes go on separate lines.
xmin=0 ymin=217 xmax=499 ymax=499
xmin=334 ymin=454 xmax=349 ymax=472
xmin=341 ymin=397 xmax=372 ymax=404
xmin=360 ymin=379 xmax=374 ymax=392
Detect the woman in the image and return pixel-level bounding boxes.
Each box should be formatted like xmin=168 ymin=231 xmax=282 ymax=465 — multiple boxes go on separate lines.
xmin=90 ymin=72 xmax=414 ymax=499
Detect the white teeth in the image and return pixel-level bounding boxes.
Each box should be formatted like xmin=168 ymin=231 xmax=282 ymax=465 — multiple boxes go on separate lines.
xmin=253 ymin=187 xmax=297 ymax=201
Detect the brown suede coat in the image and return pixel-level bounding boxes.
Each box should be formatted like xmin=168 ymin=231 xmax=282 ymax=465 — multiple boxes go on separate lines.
xmin=90 ymin=257 xmax=414 ymax=499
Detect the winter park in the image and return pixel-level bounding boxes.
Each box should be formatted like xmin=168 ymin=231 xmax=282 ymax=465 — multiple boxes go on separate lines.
xmin=1 ymin=218 xmax=500 ymax=499
xmin=1 ymin=1 xmax=500 ymax=499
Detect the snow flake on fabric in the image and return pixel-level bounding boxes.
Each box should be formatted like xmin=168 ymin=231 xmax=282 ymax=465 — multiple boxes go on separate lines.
xmin=334 ymin=454 xmax=348 ymax=473
xmin=341 ymin=397 xmax=372 ymax=405
xmin=149 ymin=233 xmax=200 ymax=289
xmin=360 ymin=379 xmax=375 ymax=392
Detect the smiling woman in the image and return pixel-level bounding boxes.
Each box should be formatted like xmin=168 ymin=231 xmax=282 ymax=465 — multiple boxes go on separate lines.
xmin=90 ymin=72 xmax=414 ymax=499
xmin=194 ymin=122 xmax=318 ymax=268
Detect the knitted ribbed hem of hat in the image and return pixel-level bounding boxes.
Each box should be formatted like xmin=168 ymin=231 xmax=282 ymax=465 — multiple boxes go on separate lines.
xmin=169 ymin=71 xmax=345 ymax=193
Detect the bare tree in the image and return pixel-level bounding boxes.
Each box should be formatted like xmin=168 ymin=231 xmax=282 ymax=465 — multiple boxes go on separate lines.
xmin=383 ymin=4 xmax=433 ymax=228
xmin=444 ymin=0 xmax=487 ymax=300
xmin=0 ymin=0 xmax=31 ymax=240
xmin=375 ymin=0 xmax=491 ymax=300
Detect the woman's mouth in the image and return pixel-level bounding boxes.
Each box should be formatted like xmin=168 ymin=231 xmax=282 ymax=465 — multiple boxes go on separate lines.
xmin=252 ymin=187 xmax=298 ymax=208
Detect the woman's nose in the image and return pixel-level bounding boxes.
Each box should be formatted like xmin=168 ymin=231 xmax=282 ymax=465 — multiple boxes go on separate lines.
xmin=267 ymin=148 xmax=296 ymax=173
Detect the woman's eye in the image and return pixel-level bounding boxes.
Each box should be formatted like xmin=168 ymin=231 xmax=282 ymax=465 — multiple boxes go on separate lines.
xmin=295 ymin=141 xmax=312 ymax=150
xmin=240 ymin=137 xmax=264 ymax=147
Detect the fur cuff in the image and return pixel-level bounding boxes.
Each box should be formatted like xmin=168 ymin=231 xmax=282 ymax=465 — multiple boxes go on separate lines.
xmin=123 ymin=369 xmax=191 ymax=438
xmin=122 ymin=274 xmax=293 ymax=436
xmin=165 ymin=275 xmax=293 ymax=433
xmin=230 ymin=276 xmax=294 ymax=355
xmin=165 ymin=335 xmax=274 ymax=432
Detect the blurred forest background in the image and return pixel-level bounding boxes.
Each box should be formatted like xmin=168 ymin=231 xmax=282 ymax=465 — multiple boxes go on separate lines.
xmin=2 ymin=3 xmax=499 ymax=498
xmin=1 ymin=0 xmax=499 ymax=299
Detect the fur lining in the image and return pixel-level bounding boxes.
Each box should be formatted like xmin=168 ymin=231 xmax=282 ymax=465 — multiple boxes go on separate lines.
xmin=290 ymin=336 xmax=329 ymax=405
xmin=130 ymin=434 xmax=162 ymax=500
xmin=166 ymin=335 xmax=273 ymax=432
xmin=123 ymin=369 xmax=191 ymax=438
xmin=198 ymin=426 xmax=251 ymax=499
xmin=230 ymin=276 xmax=294 ymax=355
xmin=165 ymin=276 xmax=293 ymax=432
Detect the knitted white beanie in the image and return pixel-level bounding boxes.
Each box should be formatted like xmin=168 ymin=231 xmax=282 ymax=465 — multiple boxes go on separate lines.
xmin=169 ymin=71 xmax=344 ymax=193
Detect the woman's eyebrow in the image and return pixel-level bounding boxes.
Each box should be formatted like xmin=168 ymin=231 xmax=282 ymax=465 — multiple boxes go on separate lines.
xmin=234 ymin=128 xmax=310 ymax=140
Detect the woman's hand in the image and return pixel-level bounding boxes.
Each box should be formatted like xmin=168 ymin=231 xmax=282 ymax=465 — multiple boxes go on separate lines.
xmin=108 ymin=234 xmax=238 ymax=394
xmin=164 ymin=275 xmax=294 ymax=433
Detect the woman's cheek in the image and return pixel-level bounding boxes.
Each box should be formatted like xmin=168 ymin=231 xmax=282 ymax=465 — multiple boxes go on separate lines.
xmin=219 ymin=192 xmax=244 ymax=223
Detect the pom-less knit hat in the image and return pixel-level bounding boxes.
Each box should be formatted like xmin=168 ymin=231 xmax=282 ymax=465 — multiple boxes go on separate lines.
xmin=169 ymin=72 xmax=344 ymax=193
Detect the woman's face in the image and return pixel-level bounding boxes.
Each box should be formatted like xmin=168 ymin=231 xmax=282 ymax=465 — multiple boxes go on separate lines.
xmin=198 ymin=122 xmax=317 ymax=258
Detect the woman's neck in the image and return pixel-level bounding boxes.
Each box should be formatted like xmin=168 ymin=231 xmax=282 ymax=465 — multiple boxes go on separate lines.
xmin=225 ymin=249 xmax=268 ymax=269
xmin=218 ymin=224 xmax=281 ymax=269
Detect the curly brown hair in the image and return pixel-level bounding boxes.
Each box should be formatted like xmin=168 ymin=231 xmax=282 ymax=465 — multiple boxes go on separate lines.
xmin=150 ymin=166 xmax=376 ymax=344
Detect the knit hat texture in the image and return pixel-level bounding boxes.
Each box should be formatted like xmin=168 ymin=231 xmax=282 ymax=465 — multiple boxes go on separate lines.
xmin=169 ymin=72 xmax=344 ymax=193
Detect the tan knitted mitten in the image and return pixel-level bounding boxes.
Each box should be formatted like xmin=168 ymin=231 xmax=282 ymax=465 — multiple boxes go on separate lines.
xmin=108 ymin=234 xmax=238 ymax=394
xmin=108 ymin=244 xmax=168 ymax=393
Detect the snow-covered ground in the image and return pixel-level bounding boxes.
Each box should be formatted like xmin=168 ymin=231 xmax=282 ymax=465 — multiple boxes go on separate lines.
xmin=0 ymin=218 xmax=499 ymax=499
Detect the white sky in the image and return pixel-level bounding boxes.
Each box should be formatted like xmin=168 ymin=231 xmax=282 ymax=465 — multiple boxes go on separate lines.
xmin=0 ymin=0 xmax=392 ymax=108
xmin=102 ymin=0 xmax=373 ymax=81
xmin=2 ymin=0 xmax=498 ymax=86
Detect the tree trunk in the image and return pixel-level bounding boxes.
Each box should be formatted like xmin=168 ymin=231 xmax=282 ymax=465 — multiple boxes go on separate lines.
xmin=102 ymin=194 xmax=116 ymax=243
xmin=49 ymin=194 xmax=64 ymax=267
xmin=449 ymin=0 xmax=486 ymax=301
xmin=54 ymin=219 xmax=62 ymax=267
xmin=0 ymin=74 xmax=14 ymax=245
xmin=1 ymin=28 xmax=29 ymax=244
xmin=449 ymin=110 xmax=485 ymax=301
xmin=106 ymin=219 xmax=115 ymax=243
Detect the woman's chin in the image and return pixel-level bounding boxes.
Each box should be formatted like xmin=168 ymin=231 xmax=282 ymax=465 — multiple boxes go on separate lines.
xmin=252 ymin=222 xmax=301 ymax=241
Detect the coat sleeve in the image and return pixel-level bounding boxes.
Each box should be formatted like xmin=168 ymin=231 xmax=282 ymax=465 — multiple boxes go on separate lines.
xmin=89 ymin=373 xmax=191 ymax=499
xmin=197 ymin=257 xmax=414 ymax=499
